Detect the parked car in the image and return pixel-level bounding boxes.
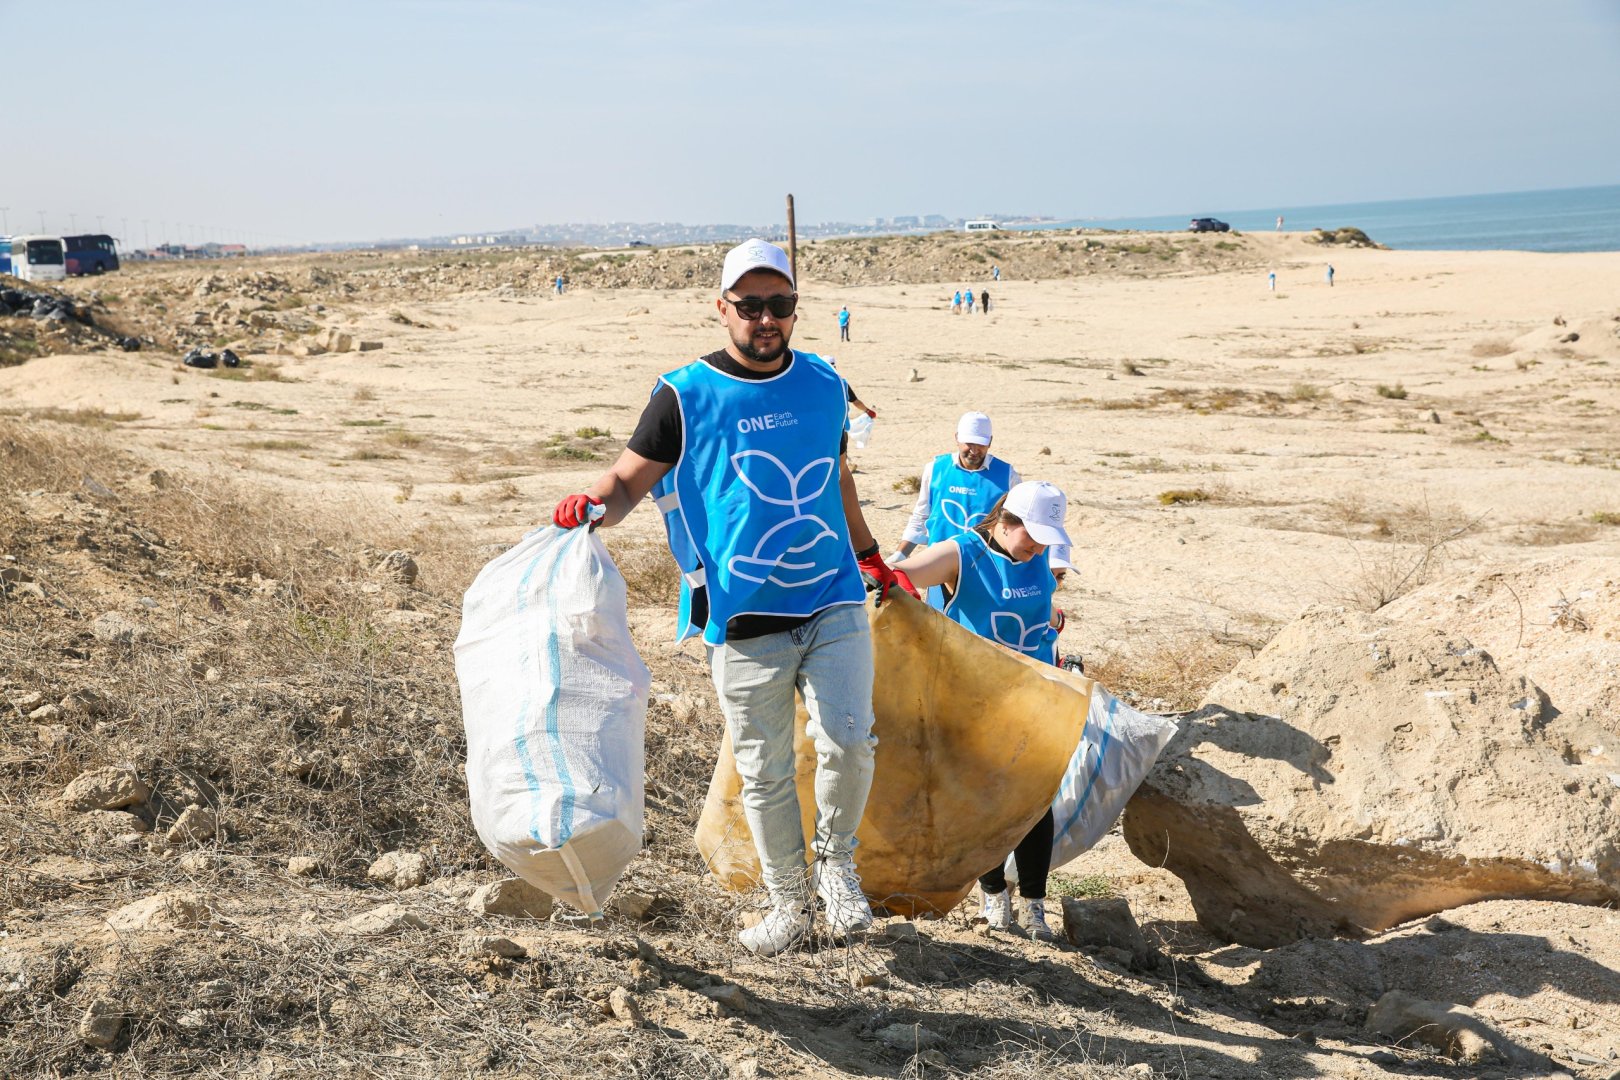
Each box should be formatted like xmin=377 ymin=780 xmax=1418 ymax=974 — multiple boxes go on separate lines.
xmin=1190 ymin=217 xmax=1230 ymax=233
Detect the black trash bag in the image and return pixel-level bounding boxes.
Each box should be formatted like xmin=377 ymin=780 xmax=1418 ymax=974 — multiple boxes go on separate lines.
xmin=31 ymin=298 xmax=54 ymax=319
xmin=0 ymin=289 xmax=24 ymax=315
xmin=119 ymin=336 xmax=141 ymax=352
xmin=1060 ymin=654 xmax=1086 ymax=676
xmin=220 ymin=348 xmax=241 ymax=368
xmin=182 ymin=348 xmax=219 ymax=369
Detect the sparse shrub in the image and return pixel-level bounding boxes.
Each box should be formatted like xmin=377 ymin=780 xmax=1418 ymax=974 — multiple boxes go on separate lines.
xmin=1376 ymin=383 xmax=1408 ymax=399
xmin=1289 ymin=383 xmax=1327 ymax=402
xmin=574 ymin=426 xmax=611 ymax=439
xmin=893 ymin=474 xmax=921 ymax=494
xmin=1592 ymin=511 xmax=1620 ymax=525
xmin=242 ymin=439 xmax=312 ymax=451
xmin=1471 ymin=339 xmax=1513 ymax=358
xmin=1338 ymin=497 xmax=1480 ymax=611
xmin=352 ymin=386 xmax=378 ymax=403
xmin=382 ymin=429 xmax=425 ymax=449
xmin=1158 ymin=489 xmax=1208 ymax=506
xmin=1086 ymin=628 xmax=1262 ymax=711
xmin=1049 ymin=873 xmax=1116 ymax=899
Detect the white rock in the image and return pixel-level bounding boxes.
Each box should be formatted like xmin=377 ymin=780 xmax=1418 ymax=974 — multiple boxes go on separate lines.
xmin=336 ymin=903 xmax=428 ymax=936
xmin=62 ymin=766 xmax=150 ymax=811
xmin=106 ymin=891 xmax=209 ymax=932
xmin=468 ymin=877 xmax=555 ymax=919
xmin=367 ymin=850 xmax=428 ymax=890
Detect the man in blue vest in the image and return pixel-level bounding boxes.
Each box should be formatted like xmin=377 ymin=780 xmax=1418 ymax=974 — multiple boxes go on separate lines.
xmin=553 ymin=239 xmax=914 ymax=955
xmin=897 ymin=411 xmax=1021 ymax=557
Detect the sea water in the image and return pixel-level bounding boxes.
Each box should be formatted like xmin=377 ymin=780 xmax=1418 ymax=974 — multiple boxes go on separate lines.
xmin=1023 ymin=184 xmax=1620 ymax=253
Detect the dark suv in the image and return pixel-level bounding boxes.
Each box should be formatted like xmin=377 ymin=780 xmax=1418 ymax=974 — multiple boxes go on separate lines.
xmin=1190 ymin=217 xmax=1230 ymax=233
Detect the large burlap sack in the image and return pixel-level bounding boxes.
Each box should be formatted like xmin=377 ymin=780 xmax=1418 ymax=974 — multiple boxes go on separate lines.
xmin=454 ymin=525 xmax=650 ymax=917
xmin=695 ymin=590 xmax=1089 ymax=916
xmin=1006 ymin=684 xmax=1179 ymax=882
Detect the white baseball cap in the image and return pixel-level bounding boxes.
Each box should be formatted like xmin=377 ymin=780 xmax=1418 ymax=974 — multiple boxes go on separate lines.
xmin=956 ymin=411 xmax=993 ymax=446
xmin=721 ymin=238 xmax=794 ymax=293
xmin=1004 ymin=481 xmax=1071 ymax=547
xmin=1048 ymin=544 xmax=1073 ymax=570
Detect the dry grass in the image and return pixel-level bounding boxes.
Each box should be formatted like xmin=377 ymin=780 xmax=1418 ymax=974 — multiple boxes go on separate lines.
xmin=210 ymin=360 xmax=294 ymax=383
xmin=5 ymin=406 xmax=143 ymax=428
xmin=241 ymin=438 xmax=313 ymax=451
xmin=1471 ymin=338 xmax=1514 ymax=358
xmin=1375 ymin=383 xmax=1408 ymax=399
xmin=1509 ymin=520 xmax=1599 ymax=547
xmin=607 ymin=535 xmax=682 ymax=607
xmin=1157 ymin=489 xmax=1208 ymax=506
xmin=1334 ymin=497 xmax=1482 ymax=611
xmin=1085 ymin=629 xmax=1260 ymax=712
xmin=893 ymin=474 xmax=921 ymax=494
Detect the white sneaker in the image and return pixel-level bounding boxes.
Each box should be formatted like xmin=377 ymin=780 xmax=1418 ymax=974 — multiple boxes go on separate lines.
xmin=739 ymin=899 xmax=811 ymax=956
xmin=1024 ymin=898 xmax=1053 ymax=939
xmin=978 ymin=888 xmax=1011 ymax=930
xmin=813 ymin=857 xmax=874 ymax=937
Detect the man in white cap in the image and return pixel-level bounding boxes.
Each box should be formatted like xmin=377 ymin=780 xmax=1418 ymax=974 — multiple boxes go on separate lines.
xmin=897 ymin=412 xmax=1021 ymax=603
xmin=552 ymin=238 xmax=916 ymax=956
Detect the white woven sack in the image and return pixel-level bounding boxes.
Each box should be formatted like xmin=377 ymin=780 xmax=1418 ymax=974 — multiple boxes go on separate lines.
xmin=455 ymin=524 xmax=650 ymax=917
xmin=1008 ymin=684 xmax=1178 ymax=880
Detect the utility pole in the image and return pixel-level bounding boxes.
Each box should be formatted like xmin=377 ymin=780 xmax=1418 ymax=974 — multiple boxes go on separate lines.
xmin=785 ymin=193 xmax=797 ymax=286
xmin=68 ymin=212 xmax=77 ymax=232
xmin=143 ymin=219 xmax=149 ymax=247
xmin=37 ymin=210 xmax=46 ymax=232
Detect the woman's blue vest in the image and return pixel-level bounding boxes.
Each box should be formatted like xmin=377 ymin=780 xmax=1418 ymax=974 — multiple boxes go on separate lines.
xmin=650 ymin=352 xmax=864 ymax=644
xmin=943 ymin=529 xmax=1056 ymax=664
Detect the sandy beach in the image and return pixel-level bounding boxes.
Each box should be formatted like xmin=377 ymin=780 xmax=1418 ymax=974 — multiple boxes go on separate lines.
xmin=9 ymin=232 xmax=1619 ymax=664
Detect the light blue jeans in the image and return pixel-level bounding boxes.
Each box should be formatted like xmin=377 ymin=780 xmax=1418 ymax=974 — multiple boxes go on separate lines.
xmin=709 ymin=602 xmax=876 ymax=899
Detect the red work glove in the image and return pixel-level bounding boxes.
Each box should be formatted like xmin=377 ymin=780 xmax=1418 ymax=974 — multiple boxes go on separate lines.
xmin=864 ymin=407 xmax=878 ymax=419
xmin=1051 ymin=607 xmax=1066 ymax=633
xmin=857 ymin=549 xmax=919 ymax=602
xmin=553 ymin=494 xmax=602 ymax=529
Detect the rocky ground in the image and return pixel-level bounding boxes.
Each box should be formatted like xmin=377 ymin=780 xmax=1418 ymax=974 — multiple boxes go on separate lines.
xmin=2 ymin=235 xmax=1619 ymax=1078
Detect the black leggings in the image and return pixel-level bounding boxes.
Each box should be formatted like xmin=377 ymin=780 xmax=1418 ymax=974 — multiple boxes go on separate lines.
xmin=978 ymin=808 xmax=1054 ymax=900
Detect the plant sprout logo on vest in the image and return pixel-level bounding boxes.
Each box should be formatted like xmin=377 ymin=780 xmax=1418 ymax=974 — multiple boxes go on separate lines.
xmin=725 ymin=449 xmax=844 ymax=588
xmin=938 ymin=498 xmax=991 ymax=533
xmin=988 ymin=610 xmax=1047 ymax=656
xmin=735 ymin=410 xmax=799 ymax=434
xmin=1001 ymin=584 xmax=1043 ymax=600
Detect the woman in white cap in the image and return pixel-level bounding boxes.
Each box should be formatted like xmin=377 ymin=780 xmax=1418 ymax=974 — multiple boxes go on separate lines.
xmin=893 ymin=480 xmax=1071 ymax=938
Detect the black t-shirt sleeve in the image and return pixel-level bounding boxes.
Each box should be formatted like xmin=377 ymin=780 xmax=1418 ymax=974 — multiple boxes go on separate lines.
xmin=626 ymin=383 xmax=682 ymax=464
xmin=845 ymin=382 xmax=856 ymax=403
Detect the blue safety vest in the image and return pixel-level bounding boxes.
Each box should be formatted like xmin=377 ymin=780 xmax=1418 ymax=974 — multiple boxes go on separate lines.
xmin=650 ymin=352 xmax=864 ymax=644
xmin=923 ymin=453 xmax=1016 ymax=545
xmin=943 ymin=529 xmax=1056 ymax=664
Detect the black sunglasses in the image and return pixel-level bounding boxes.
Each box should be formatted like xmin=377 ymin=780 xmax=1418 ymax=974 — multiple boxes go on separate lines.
xmin=725 ymin=293 xmax=798 ymax=320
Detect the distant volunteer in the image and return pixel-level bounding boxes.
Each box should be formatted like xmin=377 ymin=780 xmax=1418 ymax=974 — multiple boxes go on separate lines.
xmin=552 ymin=239 xmax=916 ymax=956
xmin=897 ymin=411 xmax=1020 ymax=602
xmin=893 ymin=481 xmax=1072 ymax=937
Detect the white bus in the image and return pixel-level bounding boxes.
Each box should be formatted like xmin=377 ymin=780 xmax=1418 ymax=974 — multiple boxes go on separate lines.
xmin=963 ymin=220 xmax=999 ymax=232
xmin=6 ymin=235 xmax=67 ymax=282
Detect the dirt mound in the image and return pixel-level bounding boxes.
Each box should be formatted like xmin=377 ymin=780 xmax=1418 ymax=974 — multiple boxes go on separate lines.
xmin=1197 ymin=898 xmax=1620 ymax=1068
xmin=1123 ymin=600 xmax=1619 ymax=948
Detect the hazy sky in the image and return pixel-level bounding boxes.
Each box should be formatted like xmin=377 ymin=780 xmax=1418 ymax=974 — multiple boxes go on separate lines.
xmin=7 ymin=0 xmax=1619 ymax=245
